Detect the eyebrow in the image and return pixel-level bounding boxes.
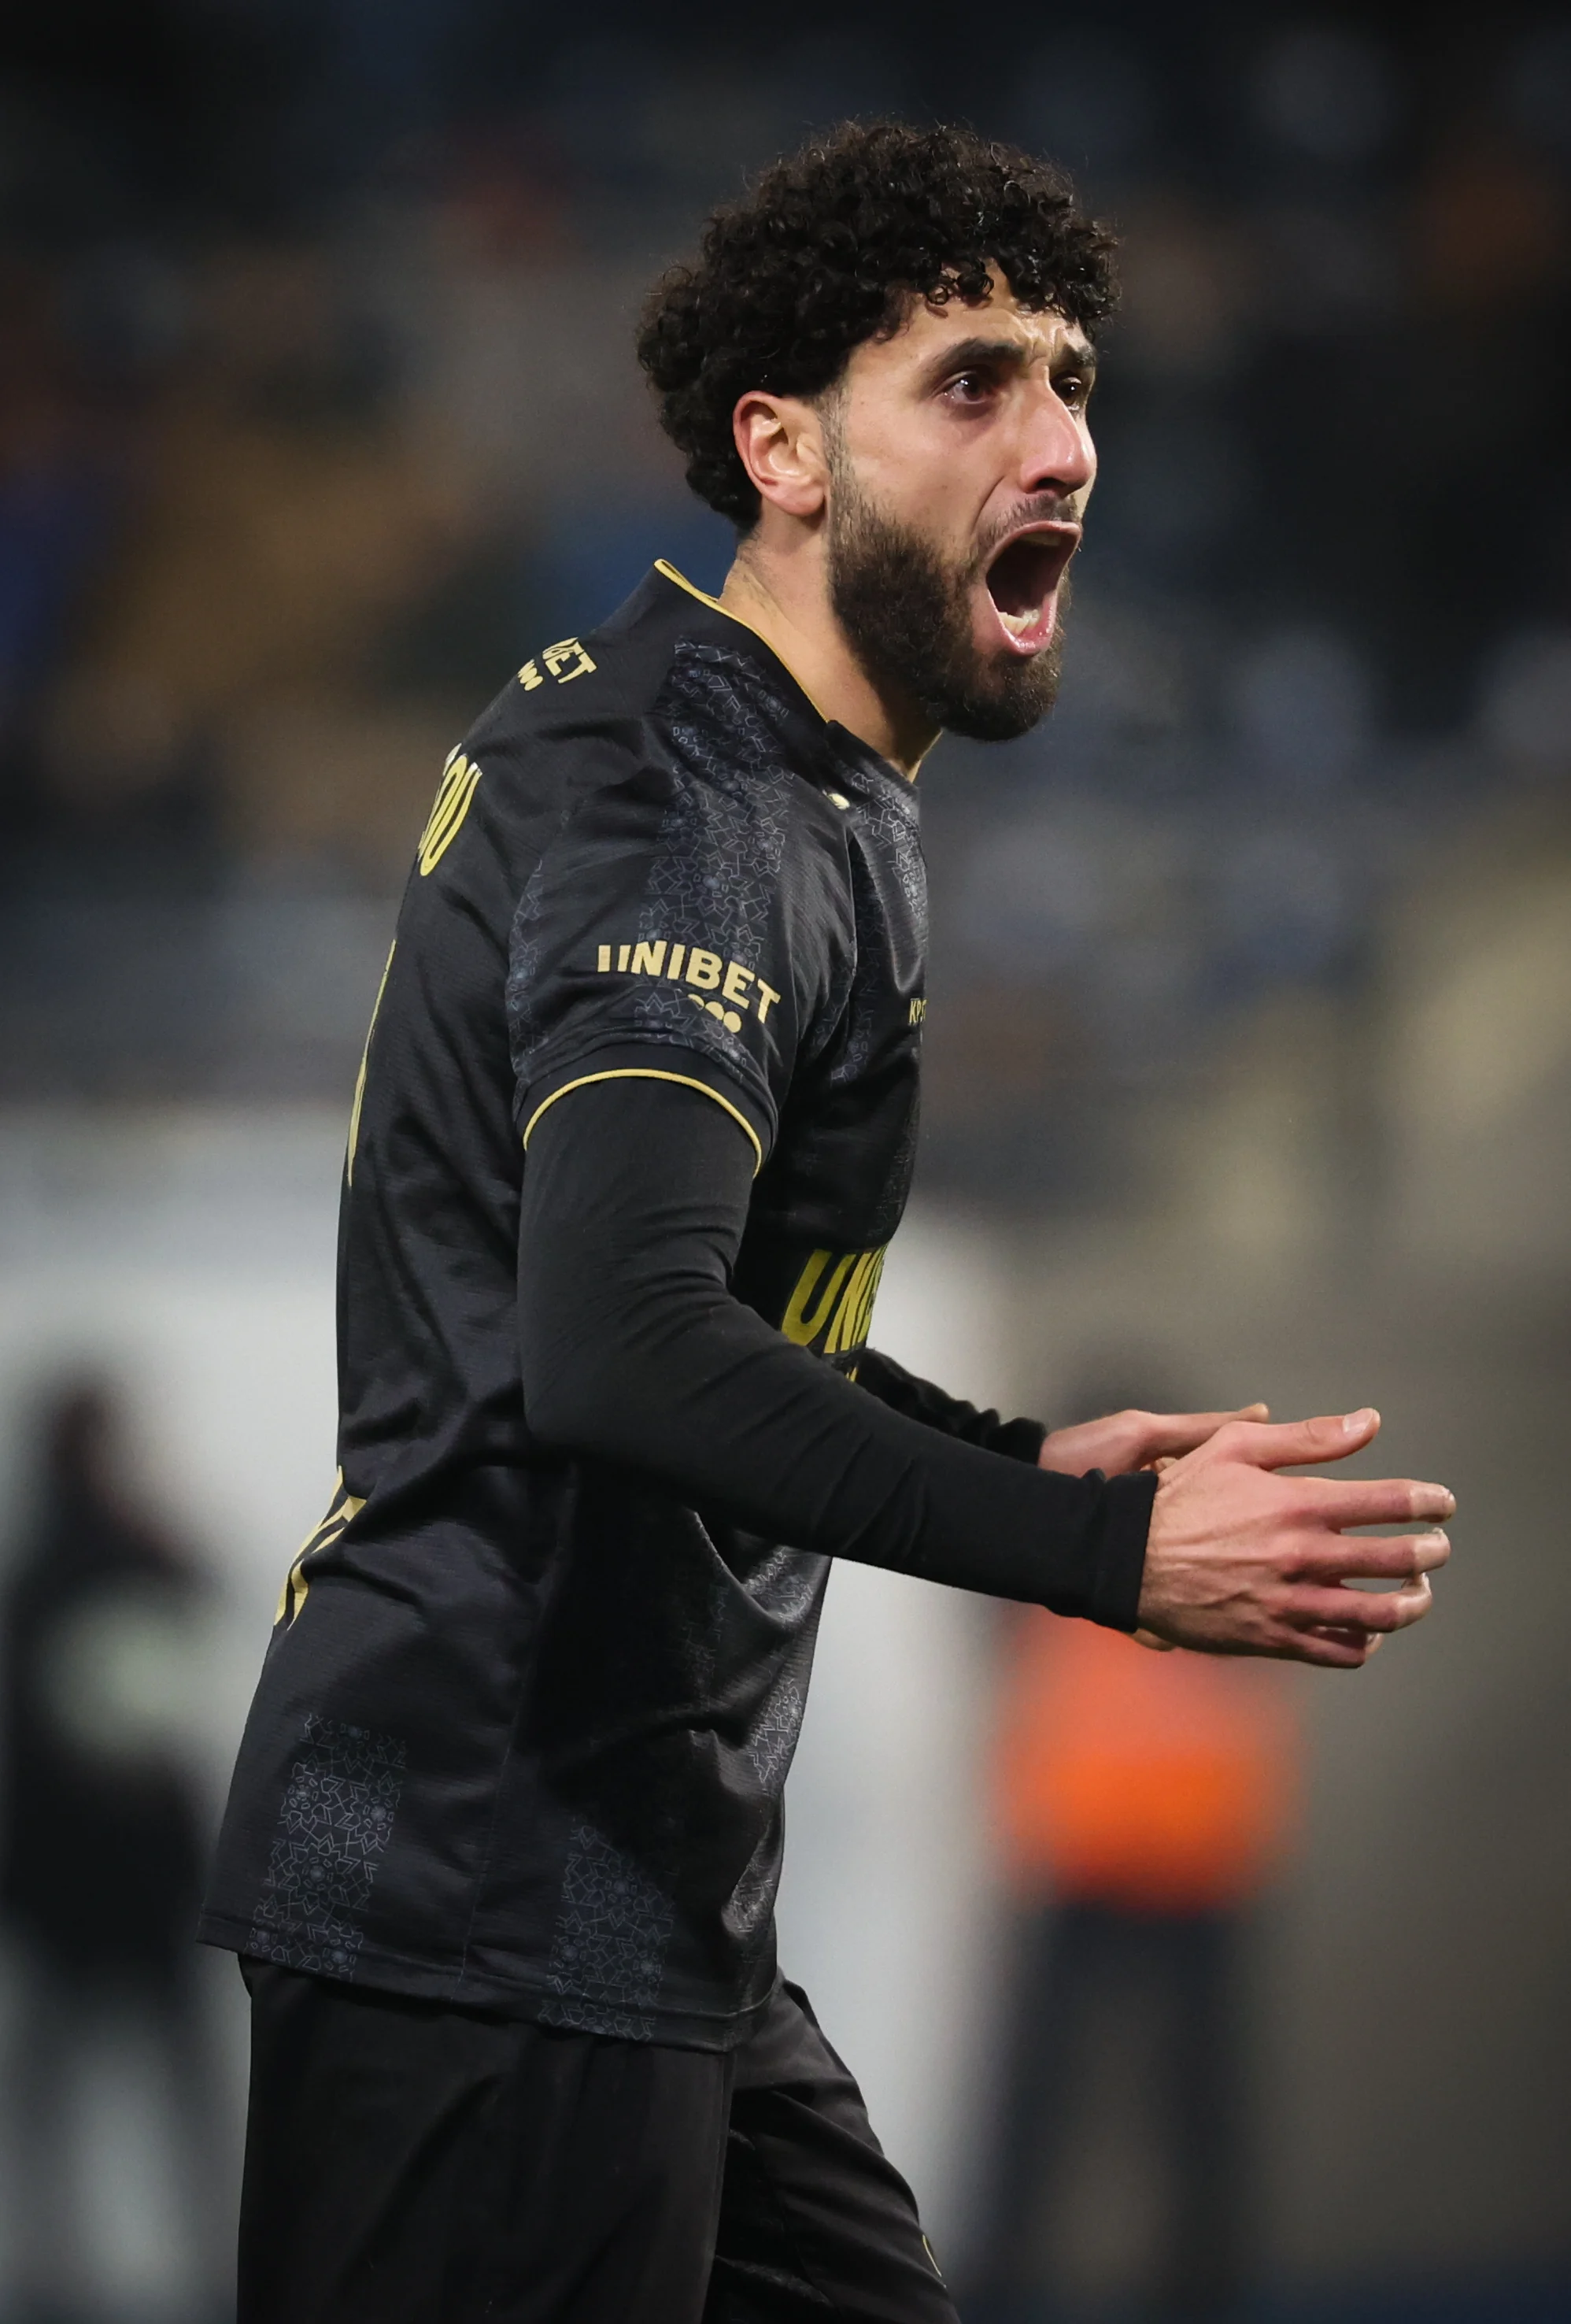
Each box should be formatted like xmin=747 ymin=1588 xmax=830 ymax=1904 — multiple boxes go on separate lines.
xmin=919 ymin=332 xmax=1099 ymax=393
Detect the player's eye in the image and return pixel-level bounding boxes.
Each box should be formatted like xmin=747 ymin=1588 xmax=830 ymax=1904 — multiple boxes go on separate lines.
xmin=1056 ymin=372 xmax=1090 ymax=409
xmin=944 ymin=371 xmax=993 ymax=404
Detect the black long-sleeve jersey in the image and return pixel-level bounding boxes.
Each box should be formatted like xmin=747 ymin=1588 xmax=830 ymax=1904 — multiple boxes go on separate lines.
xmin=200 ymin=563 xmax=1154 ymax=2048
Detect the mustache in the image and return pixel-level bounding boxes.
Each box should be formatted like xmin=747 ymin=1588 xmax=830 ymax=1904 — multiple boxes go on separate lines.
xmin=971 ymin=494 xmax=1082 ymax=571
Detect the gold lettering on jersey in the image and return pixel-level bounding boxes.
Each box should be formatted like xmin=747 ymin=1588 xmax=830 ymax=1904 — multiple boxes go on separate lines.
xmin=909 ymin=997 xmax=927 ymax=1025
xmin=417 ymin=749 xmax=482 ymax=875
xmin=782 ymin=1245 xmax=888 ymax=1355
xmin=544 ymin=637 xmax=596 ymax=681
xmin=518 ymin=637 xmax=597 ymax=689
xmin=782 ymin=1249 xmax=856 ymax=1345
xmin=592 ymin=938 xmax=781 ymax=1031
xmin=689 ymin=994 xmax=744 ymax=1033
xmin=276 ymin=1471 xmax=367 ymax=1627
xmin=827 ymin=1246 xmax=886 ymax=1355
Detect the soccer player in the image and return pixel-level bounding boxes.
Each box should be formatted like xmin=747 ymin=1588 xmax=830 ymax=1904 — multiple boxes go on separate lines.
xmin=201 ymin=122 xmax=1454 ymax=2323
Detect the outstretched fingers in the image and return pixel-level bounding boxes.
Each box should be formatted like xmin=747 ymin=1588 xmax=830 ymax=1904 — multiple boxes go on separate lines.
xmin=1212 ymin=1411 xmax=1455 ymax=1527
xmin=1289 ymin=1630 xmax=1378 ymax=1668
xmin=1284 ymin=1575 xmax=1434 ymax=1635
xmin=1141 ymin=1404 xmax=1270 ymax=1460
xmin=1295 ymin=1528 xmax=1451 ymax=1582
xmin=1300 ymin=1474 xmax=1457 ymax=1528
xmin=1222 ymin=1408 xmax=1383 ymax=1467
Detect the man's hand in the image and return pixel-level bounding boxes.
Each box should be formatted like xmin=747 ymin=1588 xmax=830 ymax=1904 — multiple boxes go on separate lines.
xmin=1037 ymin=1404 xmax=1270 ymax=1478
xmin=1136 ymin=1408 xmax=1452 ymax=1668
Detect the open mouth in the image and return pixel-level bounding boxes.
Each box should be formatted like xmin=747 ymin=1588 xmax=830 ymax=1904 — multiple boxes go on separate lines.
xmin=983 ymin=525 xmax=1079 ymax=653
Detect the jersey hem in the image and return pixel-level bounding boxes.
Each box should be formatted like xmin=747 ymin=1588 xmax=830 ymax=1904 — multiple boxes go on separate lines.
xmin=197 ymin=1910 xmax=778 ymax=2052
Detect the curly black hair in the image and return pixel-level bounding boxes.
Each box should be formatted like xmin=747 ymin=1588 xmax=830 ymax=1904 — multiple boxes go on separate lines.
xmin=638 ymin=119 xmax=1118 ymax=528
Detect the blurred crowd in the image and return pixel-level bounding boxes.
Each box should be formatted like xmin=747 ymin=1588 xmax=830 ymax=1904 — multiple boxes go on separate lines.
xmin=2 ymin=6 xmax=1568 ymax=1197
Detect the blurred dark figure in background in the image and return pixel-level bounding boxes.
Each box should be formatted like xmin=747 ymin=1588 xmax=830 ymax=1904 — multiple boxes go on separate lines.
xmin=0 ymin=1378 xmax=224 ymax=2324
xmin=969 ymin=1387 xmax=1297 ymax=2324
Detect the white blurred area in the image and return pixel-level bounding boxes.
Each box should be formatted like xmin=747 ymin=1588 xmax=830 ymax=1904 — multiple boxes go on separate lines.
xmin=2 ymin=786 xmax=1570 ymax=2305
xmin=0 ymin=1111 xmax=342 ymax=2318
xmin=0 ymin=1108 xmax=344 ymax=1789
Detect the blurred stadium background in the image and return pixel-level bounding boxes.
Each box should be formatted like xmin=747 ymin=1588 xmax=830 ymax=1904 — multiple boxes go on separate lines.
xmin=1 ymin=4 xmax=1569 ymax=2319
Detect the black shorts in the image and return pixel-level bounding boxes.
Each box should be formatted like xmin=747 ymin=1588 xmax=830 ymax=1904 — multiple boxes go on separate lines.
xmin=237 ymin=1961 xmax=959 ymax=2324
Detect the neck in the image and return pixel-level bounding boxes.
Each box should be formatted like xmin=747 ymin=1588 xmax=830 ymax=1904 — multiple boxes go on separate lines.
xmin=718 ymin=532 xmax=935 ymax=780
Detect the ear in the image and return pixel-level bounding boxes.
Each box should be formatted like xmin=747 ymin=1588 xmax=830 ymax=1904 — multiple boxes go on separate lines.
xmin=731 ymin=391 xmax=829 ymax=522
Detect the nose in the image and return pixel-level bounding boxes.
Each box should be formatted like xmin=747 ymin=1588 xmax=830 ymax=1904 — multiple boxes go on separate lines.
xmin=1021 ymin=384 xmax=1095 ymax=501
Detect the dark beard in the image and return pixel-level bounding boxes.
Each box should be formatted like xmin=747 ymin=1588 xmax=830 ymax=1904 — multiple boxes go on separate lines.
xmin=825 ymin=469 xmax=1066 ymax=744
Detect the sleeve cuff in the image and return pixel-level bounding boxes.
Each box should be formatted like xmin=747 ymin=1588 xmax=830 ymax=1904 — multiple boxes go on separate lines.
xmin=990 ymin=1416 xmax=1048 ymax=1464
xmin=1086 ymin=1469 xmax=1158 ymax=1631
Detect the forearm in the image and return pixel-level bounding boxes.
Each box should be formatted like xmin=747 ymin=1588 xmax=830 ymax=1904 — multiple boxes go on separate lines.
xmin=518 ymin=1079 xmax=1151 ymax=1626
xmin=853 ymin=1346 xmax=1047 ymax=1464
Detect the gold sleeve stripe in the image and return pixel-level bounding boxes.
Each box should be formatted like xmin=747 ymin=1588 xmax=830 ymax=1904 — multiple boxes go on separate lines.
xmin=522 ymin=1068 xmax=763 ymax=1175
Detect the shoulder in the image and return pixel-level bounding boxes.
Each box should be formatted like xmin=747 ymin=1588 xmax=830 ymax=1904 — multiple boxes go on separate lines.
xmin=466 ymin=564 xmax=751 ymax=764
xmin=425 ymin=567 xmax=855 ymax=911
xmin=412 ymin=588 xmax=671 ymax=886
xmin=456 ymin=598 xmax=664 ymax=800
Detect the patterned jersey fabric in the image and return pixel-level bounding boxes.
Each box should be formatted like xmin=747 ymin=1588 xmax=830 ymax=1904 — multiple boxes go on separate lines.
xmin=200 ymin=564 xmax=929 ymax=2047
